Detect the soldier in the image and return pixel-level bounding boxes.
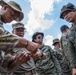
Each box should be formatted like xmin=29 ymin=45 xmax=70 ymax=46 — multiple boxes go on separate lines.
xmin=11 ymin=22 xmax=38 ymax=75
xmin=0 ymin=0 xmax=38 ymax=73
xmin=60 ymin=25 xmax=69 ymax=55
xmin=32 ymin=32 xmax=59 ymax=75
xmin=52 ymin=38 xmax=71 ymax=75
xmin=53 ymin=38 xmax=62 ymax=53
xmin=60 ymin=25 xmax=71 ymax=66
xmin=60 ymin=3 xmax=76 ymax=75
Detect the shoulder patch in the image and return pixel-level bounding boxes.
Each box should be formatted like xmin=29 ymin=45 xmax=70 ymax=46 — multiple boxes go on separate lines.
xmin=62 ymin=38 xmax=68 ymax=46
xmin=63 ymin=38 xmax=68 ymax=42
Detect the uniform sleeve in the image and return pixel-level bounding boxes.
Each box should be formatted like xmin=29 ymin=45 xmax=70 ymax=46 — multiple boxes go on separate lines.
xmin=66 ymin=30 xmax=76 ymax=68
xmin=67 ymin=39 xmax=76 ymax=68
xmin=43 ymin=46 xmax=52 ymax=58
xmin=0 ymin=27 xmax=19 ymax=53
xmin=0 ymin=51 xmax=15 ymax=71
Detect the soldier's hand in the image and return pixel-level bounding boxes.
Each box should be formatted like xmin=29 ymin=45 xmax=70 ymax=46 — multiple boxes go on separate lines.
xmin=7 ymin=52 xmax=30 ymax=73
xmin=72 ymin=68 xmax=76 ymax=75
xmin=15 ymin=52 xmax=30 ymax=65
xmin=31 ymin=52 xmax=43 ymax=60
xmin=16 ymin=38 xmax=39 ymax=54
xmin=26 ymin=41 xmax=39 ymax=54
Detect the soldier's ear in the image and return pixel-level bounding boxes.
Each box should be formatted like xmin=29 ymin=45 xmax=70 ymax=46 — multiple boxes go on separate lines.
xmin=3 ymin=5 xmax=9 ymax=10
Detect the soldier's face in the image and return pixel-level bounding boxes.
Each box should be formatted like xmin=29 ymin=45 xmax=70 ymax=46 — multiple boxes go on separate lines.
xmin=63 ymin=11 xmax=76 ymax=23
xmin=34 ymin=34 xmax=43 ymax=44
xmin=1 ymin=5 xmax=20 ymax=23
xmin=13 ymin=28 xmax=25 ymax=37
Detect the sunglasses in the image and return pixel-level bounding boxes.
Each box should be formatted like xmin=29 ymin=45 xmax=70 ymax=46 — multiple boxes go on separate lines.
xmin=36 ymin=36 xmax=43 ymax=39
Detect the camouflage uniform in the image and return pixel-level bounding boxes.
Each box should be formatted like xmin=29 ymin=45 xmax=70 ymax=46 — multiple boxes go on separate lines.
xmin=59 ymin=2 xmax=76 ymax=74
xmin=35 ymin=44 xmax=60 ymax=75
xmin=60 ymin=33 xmax=71 ymax=69
xmin=66 ymin=24 xmax=76 ymax=69
xmin=60 ymin=33 xmax=70 ymax=60
xmin=0 ymin=14 xmax=19 ymax=53
xmin=9 ymin=22 xmax=38 ymax=75
xmin=0 ymin=66 xmax=8 ymax=75
xmin=0 ymin=51 xmax=10 ymax=75
xmin=50 ymin=50 xmax=62 ymax=75
xmin=11 ymin=48 xmax=38 ymax=75
xmin=0 ymin=0 xmax=23 ymax=53
xmin=0 ymin=13 xmax=19 ymax=74
xmin=54 ymin=48 xmax=71 ymax=75
xmin=0 ymin=1 xmax=28 ymax=74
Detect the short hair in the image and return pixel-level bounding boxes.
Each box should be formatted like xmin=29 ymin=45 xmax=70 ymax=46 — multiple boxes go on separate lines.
xmin=32 ymin=32 xmax=44 ymax=42
xmin=60 ymin=25 xmax=69 ymax=33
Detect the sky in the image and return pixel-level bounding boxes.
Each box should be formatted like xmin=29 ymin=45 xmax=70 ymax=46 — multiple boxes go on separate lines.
xmin=0 ymin=0 xmax=75 ymax=48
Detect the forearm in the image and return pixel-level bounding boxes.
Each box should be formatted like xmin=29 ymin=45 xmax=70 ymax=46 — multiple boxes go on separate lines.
xmin=15 ymin=37 xmax=38 ymax=54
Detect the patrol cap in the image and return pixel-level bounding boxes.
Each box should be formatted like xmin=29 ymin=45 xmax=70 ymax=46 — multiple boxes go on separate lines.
xmin=0 ymin=0 xmax=24 ymax=21
xmin=32 ymin=32 xmax=44 ymax=42
xmin=60 ymin=3 xmax=76 ymax=19
xmin=12 ymin=22 xmax=25 ymax=29
xmin=60 ymin=25 xmax=69 ymax=33
xmin=52 ymin=38 xmax=59 ymax=45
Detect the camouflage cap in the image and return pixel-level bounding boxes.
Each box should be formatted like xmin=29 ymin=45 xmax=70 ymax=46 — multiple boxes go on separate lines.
xmin=12 ymin=22 xmax=25 ymax=29
xmin=0 ymin=0 xmax=24 ymax=21
xmin=60 ymin=3 xmax=76 ymax=19
xmin=52 ymin=38 xmax=60 ymax=45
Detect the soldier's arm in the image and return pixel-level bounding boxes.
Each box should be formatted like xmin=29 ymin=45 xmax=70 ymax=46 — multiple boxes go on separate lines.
xmin=2 ymin=52 xmax=30 ymax=73
xmin=67 ymin=40 xmax=76 ymax=75
xmin=55 ymin=51 xmax=63 ymax=60
xmin=30 ymin=49 xmax=47 ymax=60
xmin=0 ymin=35 xmax=38 ymax=54
xmin=41 ymin=46 xmax=52 ymax=59
xmin=0 ymin=26 xmax=38 ymax=54
xmin=67 ymin=38 xmax=76 ymax=68
xmin=15 ymin=37 xmax=38 ymax=54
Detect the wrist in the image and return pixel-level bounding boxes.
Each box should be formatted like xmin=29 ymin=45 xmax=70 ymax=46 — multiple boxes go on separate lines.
xmin=40 ymin=52 xmax=43 ymax=57
xmin=38 ymin=52 xmax=43 ymax=59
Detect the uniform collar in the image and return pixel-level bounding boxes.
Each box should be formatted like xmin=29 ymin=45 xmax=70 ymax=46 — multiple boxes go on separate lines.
xmin=70 ymin=24 xmax=76 ymax=31
xmin=62 ymin=33 xmax=67 ymax=36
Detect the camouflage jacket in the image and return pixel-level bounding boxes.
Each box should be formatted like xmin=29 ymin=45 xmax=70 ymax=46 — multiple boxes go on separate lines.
xmin=67 ymin=24 xmax=76 ymax=68
xmin=0 ymin=14 xmax=19 ymax=73
xmin=35 ymin=45 xmax=61 ymax=75
xmin=0 ymin=51 xmax=10 ymax=75
xmin=60 ymin=33 xmax=69 ymax=59
xmin=54 ymin=48 xmax=71 ymax=75
xmin=0 ymin=14 xmax=19 ymax=53
xmin=60 ymin=33 xmax=71 ymax=71
xmin=11 ymin=48 xmax=36 ymax=74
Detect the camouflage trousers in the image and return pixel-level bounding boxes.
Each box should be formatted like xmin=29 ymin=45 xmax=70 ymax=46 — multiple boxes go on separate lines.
xmin=12 ymin=69 xmax=38 ymax=75
xmin=0 ymin=72 xmax=8 ymax=75
xmin=36 ymin=67 xmax=58 ymax=75
xmin=0 ymin=66 xmax=8 ymax=75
